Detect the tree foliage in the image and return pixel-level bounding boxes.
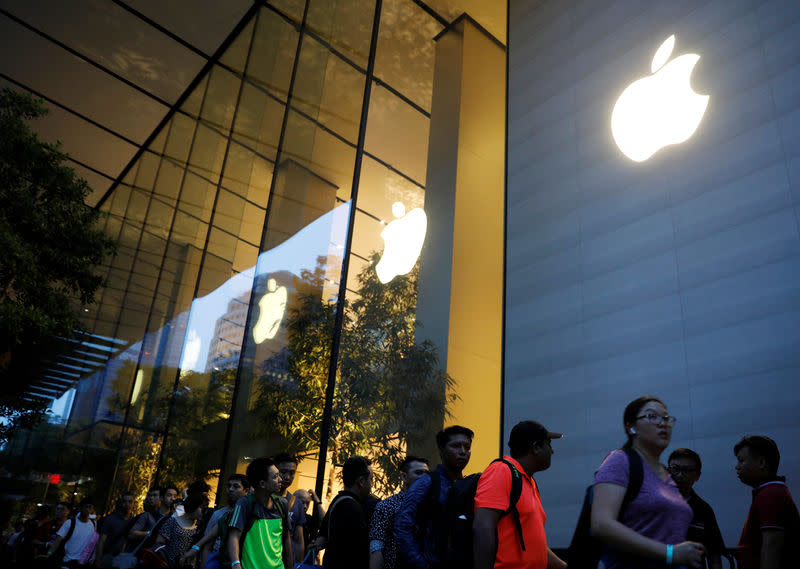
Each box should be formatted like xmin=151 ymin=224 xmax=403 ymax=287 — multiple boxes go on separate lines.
xmin=256 ymin=253 xmax=456 ymax=495
xmin=0 ymin=88 xmax=116 ymax=435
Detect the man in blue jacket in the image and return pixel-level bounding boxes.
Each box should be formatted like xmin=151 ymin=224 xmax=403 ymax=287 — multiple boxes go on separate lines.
xmin=394 ymin=425 xmax=474 ymax=569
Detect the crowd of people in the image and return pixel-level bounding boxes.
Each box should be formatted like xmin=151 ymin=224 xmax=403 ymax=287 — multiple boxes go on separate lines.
xmin=2 ymin=396 xmax=798 ymax=569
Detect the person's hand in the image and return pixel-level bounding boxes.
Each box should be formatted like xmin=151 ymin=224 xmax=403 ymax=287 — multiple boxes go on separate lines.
xmin=673 ymin=541 xmax=705 ymax=568
xmin=308 ymin=489 xmax=320 ymax=503
xmin=181 ymin=547 xmax=199 ymax=562
xmin=312 ymin=535 xmax=327 ymax=550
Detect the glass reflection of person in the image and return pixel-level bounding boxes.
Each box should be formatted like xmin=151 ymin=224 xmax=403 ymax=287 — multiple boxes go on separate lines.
xmin=591 ymin=396 xmax=705 ymax=568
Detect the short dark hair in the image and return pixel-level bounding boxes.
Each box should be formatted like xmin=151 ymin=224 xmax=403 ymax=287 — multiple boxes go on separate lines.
xmin=147 ymin=486 xmax=160 ymax=496
xmin=246 ymin=457 xmax=276 ymax=485
xmin=161 ymin=484 xmax=179 ymax=496
xmin=228 ymin=473 xmax=249 ymax=488
xmin=399 ymin=456 xmax=429 ymax=473
xmin=57 ymin=501 xmax=71 ymax=510
xmin=734 ymin=435 xmax=780 ymax=474
xmin=436 ymin=425 xmax=474 ymax=450
xmin=184 ymin=493 xmax=209 ymax=514
xmin=342 ymin=456 xmax=371 ymax=487
xmin=187 ymin=480 xmax=211 ymax=496
xmin=668 ymin=448 xmax=702 ymax=472
xmin=272 ymin=453 xmax=299 ymax=466
xmin=622 ymin=396 xmax=666 ymax=449
xmin=115 ymin=492 xmax=134 ymax=508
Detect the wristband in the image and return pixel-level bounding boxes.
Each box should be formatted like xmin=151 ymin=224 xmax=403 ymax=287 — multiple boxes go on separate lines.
xmin=666 ymin=544 xmax=673 ymax=565
xmin=191 ymin=545 xmax=200 ymax=551
xmin=232 ymin=561 xmax=241 ymax=567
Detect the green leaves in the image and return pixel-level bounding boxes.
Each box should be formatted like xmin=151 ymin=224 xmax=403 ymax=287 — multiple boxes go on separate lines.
xmin=0 ymin=88 xmax=117 ymax=437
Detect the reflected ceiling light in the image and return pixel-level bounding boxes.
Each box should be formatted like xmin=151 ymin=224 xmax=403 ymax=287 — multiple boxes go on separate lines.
xmin=375 ymin=202 xmax=427 ymax=284
xmin=253 ymin=277 xmax=287 ymax=343
xmin=611 ymin=35 xmax=709 ymax=162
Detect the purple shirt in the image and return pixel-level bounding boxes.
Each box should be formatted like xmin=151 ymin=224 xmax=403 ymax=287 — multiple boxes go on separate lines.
xmin=594 ymin=449 xmax=692 ymax=546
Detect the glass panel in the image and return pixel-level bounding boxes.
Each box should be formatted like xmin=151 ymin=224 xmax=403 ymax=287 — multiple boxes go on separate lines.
xmin=307 ymin=0 xmax=376 ymax=69
xmin=223 ymin=102 xmax=358 ymax=495
xmin=247 ymin=7 xmax=300 ymax=100
xmin=232 ymin=84 xmax=285 ymax=162
xmin=200 ymin=66 xmax=242 ymax=133
xmin=375 ymin=0 xmax=442 ymax=112
xmin=292 ymin=36 xmax=366 ymax=143
xmin=365 ymin=83 xmax=430 ymax=186
xmin=329 ymin=151 xmax=444 ymax=496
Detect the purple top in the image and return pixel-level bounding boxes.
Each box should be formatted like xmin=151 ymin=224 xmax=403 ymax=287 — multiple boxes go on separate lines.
xmin=594 ymin=449 xmax=692 ymax=546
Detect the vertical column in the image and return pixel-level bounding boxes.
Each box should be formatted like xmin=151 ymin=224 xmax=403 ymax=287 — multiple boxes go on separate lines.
xmin=416 ymin=16 xmax=506 ymax=470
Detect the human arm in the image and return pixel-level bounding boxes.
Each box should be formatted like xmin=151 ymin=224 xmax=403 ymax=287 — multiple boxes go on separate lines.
xmin=227 ymin=527 xmax=242 ymax=566
xmin=309 ymin=489 xmax=325 ymax=519
xmin=180 ymin=524 xmax=218 ymax=562
xmin=129 ymin=514 xmax=149 ymax=541
xmin=760 ymin=529 xmax=784 ymax=569
xmin=547 ymin=547 xmax=567 ymax=569
xmin=393 ymin=474 xmax=433 ymax=569
xmin=93 ymin=533 xmax=107 ymax=567
xmin=283 ymin=524 xmax=293 ymax=569
xmin=591 ymin=482 xmax=704 ymax=568
xmin=473 ymin=507 xmax=502 ymax=569
xmin=46 ymin=535 xmax=63 ymax=557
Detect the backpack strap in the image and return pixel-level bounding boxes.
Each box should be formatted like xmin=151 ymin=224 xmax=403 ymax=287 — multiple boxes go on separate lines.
xmin=491 ymin=459 xmax=526 ymax=551
xmin=620 ymin=447 xmax=644 ymax=515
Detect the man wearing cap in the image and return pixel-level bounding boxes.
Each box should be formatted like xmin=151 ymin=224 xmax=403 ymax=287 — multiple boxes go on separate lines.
xmin=474 ymin=420 xmax=567 ymax=569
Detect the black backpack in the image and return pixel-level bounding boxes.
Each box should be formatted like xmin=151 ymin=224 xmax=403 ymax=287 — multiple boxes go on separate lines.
xmin=566 ymin=447 xmax=644 ymax=569
xmin=426 ymin=458 xmax=525 ymax=569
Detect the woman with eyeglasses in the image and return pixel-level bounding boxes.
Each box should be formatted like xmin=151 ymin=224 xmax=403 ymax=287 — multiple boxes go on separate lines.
xmin=590 ymin=396 xmax=705 ymax=569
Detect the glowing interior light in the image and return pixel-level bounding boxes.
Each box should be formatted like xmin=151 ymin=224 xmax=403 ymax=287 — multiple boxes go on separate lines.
xmin=253 ymin=277 xmax=288 ymax=343
xmin=611 ymin=35 xmax=709 ymax=162
xmin=375 ymin=201 xmax=427 ymax=284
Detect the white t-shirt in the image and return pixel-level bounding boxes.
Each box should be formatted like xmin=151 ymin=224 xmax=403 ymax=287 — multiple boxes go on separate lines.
xmin=57 ymin=517 xmax=95 ymax=562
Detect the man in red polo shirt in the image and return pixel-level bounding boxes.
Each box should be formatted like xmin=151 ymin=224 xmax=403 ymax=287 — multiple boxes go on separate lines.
xmin=474 ymin=420 xmax=567 ymax=569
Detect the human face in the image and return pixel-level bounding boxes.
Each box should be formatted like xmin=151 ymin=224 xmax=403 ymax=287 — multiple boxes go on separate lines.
xmin=441 ymin=434 xmax=472 ymax=472
xmin=533 ymin=438 xmax=555 ymax=471
xmin=55 ymin=504 xmax=69 ymax=522
xmin=261 ymin=465 xmax=281 ymax=495
xmin=227 ymin=479 xmax=246 ymax=504
xmin=736 ymin=446 xmax=767 ymax=487
xmin=163 ymin=488 xmax=178 ymax=506
xmin=629 ymin=401 xmax=672 ymax=450
xmin=276 ymin=461 xmax=297 ymax=494
xmin=190 ymin=506 xmax=205 ymax=522
xmin=356 ymin=467 xmax=374 ymax=500
xmin=668 ymin=457 xmax=700 ymax=495
xmin=145 ymin=490 xmax=161 ymax=509
xmin=401 ymin=461 xmax=429 ymax=490
xmin=118 ymin=494 xmax=134 ymax=514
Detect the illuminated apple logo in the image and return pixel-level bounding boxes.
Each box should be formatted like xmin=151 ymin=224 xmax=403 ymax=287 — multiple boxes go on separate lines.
xmin=375 ymin=202 xmax=427 ymax=284
xmin=253 ymin=278 xmax=287 ymax=343
xmin=611 ymin=35 xmax=709 ymax=162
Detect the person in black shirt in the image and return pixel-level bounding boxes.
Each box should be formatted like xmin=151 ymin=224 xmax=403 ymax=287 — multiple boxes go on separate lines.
xmin=321 ymin=456 xmax=373 ymax=569
xmin=668 ymin=448 xmax=725 ymax=569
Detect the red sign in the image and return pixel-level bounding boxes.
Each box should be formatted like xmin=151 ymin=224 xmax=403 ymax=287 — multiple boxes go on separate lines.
xmin=50 ymin=474 xmax=61 ymax=484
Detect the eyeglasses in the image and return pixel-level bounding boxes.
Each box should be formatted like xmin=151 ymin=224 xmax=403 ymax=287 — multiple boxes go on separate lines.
xmin=667 ymin=465 xmax=697 ymax=476
xmin=636 ymin=412 xmax=677 ymax=426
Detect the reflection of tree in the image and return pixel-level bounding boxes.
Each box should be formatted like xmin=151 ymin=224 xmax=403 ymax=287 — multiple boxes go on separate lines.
xmin=104 ymin=363 xmax=235 ymax=501
xmin=256 ymin=253 xmax=455 ymax=495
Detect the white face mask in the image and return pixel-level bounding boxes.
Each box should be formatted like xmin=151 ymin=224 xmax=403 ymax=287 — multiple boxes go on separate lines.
xmin=89 ymin=514 xmax=97 ymax=520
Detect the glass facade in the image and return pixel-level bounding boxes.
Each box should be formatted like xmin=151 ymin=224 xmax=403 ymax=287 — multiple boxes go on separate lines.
xmin=1 ymin=0 xmax=507 ymax=512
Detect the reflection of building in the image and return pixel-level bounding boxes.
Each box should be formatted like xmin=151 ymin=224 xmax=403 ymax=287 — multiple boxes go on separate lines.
xmin=1 ymin=0 xmax=798 ymax=549
xmin=207 ymin=293 xmax=249 ymax=371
